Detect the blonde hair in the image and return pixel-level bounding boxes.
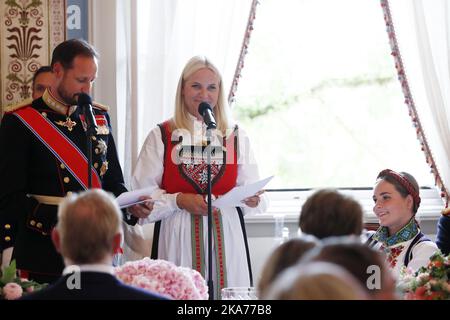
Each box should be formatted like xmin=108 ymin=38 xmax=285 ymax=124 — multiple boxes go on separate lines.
xmin=56 ymin=189 xmax=122 ymax=264
xmin=264 ymin=262 xmax=368 ymax=300
xmin=173 ymin=56 xmax=231 ymax=134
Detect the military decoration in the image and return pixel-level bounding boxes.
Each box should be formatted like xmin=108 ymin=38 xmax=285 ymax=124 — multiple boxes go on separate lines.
xmin=96 ymin=139 xmax=108 ymax=155
xmin=55 ymin=117 xmax=77 ymax=131
xmin=79 ymin=114 xmax=110 ymax=135
xmin=100 ymin=161 xmax=109 ymax=177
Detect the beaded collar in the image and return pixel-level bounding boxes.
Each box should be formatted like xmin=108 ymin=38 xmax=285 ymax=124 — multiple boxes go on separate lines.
xmin=373 ymin=217 xmax=419 ymax=247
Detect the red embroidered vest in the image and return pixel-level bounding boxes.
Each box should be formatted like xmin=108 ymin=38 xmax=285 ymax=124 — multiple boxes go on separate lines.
xmin=159 ymin=121 xmax=238 ymax=196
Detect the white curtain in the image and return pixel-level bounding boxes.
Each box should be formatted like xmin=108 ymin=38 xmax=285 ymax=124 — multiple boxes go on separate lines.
xmin=115 ymin=0 xmax=253 ymax=184
xmin=389 ymin=0 xmax=450 ymax=194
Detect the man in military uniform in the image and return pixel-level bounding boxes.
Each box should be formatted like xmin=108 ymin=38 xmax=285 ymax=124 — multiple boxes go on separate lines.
xmin=0 ymin=39 xmax=152 ymax=283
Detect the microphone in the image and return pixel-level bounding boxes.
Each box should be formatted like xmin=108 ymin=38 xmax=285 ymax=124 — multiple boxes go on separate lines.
xmin=198 ymin=102 xmax=217 ymax=129
xmin=77 ymin=93 xmax=97 ymax=134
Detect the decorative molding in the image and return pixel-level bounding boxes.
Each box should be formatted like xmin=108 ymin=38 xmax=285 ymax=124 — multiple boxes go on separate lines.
xmin=380 ymin=0 xmax=449 ymax=207
xmin=0 ymin=0 xmax=66 ymax=114
xmin=49 ymin=0 xmax=66 ymax=51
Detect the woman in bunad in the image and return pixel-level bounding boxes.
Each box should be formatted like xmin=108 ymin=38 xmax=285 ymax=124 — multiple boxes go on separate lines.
xmin=131 ymin=56 xmax=268 ymax=299
xmin=367 ymin=169 xmax=438 ymax=277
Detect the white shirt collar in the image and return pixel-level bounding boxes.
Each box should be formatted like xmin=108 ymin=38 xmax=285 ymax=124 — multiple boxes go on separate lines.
xmin=63 ymin=263 xmax=114 ymax=275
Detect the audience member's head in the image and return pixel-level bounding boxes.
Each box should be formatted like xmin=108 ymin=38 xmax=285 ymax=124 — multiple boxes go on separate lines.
xmin=263 ymin=261 xmax=368 ymax=300
xmin=52 ymin=189 xmax=122 ymax=265
xmin=299 ymin=189 xmax=363 ymax=239
xmin=258 ymin=236 xmax=318 ymax=298
xmin=303 ymin=236 xmax=397 ymax=300
xmin=32 ymin=66 xmax=54 ymax=99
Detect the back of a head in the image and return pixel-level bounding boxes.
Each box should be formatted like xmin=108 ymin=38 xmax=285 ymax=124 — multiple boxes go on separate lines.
xmin=258 ymin=236 xmax=318 ymax=297
xmin=56 ymin=189 xmax=122 ymax=264
xmin=303 ymin=237 xmax=397 ymax=299
xmin=299 ymin=189 xmax=363 ymax=239
xmin=264 ymin=261 xmax=368 ymax=300
xmin=51 ymin=38 xmax=99 ymax=69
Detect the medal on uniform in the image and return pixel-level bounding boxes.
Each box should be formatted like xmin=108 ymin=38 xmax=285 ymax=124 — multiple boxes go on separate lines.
xmin=55 ymin=117 xmax=77 ymax=131
xmin=95 ymin=139 xmax=108 ymax=155
xmin=79 ymin=114 xmax=110 ymax=135
xmin=100 ymin=161 xmax=109 ymax=176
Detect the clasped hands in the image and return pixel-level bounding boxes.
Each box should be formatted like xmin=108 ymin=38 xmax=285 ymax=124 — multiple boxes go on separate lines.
xmin=176 ymin=190 xmax=264 ymax=216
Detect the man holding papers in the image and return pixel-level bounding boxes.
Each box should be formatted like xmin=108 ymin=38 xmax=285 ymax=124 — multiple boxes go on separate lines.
xmin=131 ymin=56 xmax=268 ymax=299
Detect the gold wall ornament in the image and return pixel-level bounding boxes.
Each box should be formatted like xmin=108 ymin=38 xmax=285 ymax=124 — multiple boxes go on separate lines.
xmin=0 ymin=0 xmax=66 ymax=116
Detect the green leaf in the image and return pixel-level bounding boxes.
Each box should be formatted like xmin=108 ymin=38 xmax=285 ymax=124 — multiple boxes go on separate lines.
xmin=0 ymin=260 xmax=17 ymax=284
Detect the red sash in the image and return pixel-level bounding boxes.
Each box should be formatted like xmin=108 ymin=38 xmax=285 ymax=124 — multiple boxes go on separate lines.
xmin=14 ymin=106 xmax=101 ymax=190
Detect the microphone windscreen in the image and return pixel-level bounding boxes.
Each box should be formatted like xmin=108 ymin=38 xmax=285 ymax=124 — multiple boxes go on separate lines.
xmin=198 ymin=102 xmax=212 ymax=116
xmin=77 ymin=93 xmax=93 ymax=106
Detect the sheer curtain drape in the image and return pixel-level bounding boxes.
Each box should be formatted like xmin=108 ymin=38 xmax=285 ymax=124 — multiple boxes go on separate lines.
xmin=116 ymin=0 xmax=253 ymax=183
xmin=388 ymin=0 xmax=450 ymax=201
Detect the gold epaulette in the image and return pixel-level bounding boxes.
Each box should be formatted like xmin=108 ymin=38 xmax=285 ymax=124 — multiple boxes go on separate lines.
xmin=3 ymin=98 xmax=33 ymax=113
xmin=92 ymin=101 xmax=109 ymax=112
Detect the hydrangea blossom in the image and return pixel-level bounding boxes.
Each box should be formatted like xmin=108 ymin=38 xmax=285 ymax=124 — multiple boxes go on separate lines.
xmin=114 ymin=258 xmax=208 ymax=300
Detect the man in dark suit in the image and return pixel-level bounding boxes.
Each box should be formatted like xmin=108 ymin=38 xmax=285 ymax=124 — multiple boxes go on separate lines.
xmin=0 ymin=39 xmax=152 ymax=283
xmin=22 ymin=189 xmax=167 ymax=300
xmin=436 ymin=214 xmax=450 ymax=256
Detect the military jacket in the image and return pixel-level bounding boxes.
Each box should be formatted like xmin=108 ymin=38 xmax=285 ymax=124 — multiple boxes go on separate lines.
xmin=0 ymin=89 xmax=136 ymax=279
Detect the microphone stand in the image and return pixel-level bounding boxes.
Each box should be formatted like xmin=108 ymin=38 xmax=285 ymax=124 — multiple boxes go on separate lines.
xmin=205 ymin=126 xmax=214 ymax=300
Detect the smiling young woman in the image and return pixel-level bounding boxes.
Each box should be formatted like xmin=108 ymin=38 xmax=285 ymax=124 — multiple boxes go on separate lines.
xmin=367 ymin=169 xmax=438 ymax=276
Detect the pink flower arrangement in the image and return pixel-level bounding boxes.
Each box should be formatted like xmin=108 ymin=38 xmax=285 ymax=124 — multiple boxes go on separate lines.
xmin=398 ymin=251 xmax=450 ymax=300
xmin=114 ymin=257 xmax=208 ymax=300
xmin=2 ymin=282 xmax=23 ymax=300
xmin=0 ymin=260 xmax=47 ymax=300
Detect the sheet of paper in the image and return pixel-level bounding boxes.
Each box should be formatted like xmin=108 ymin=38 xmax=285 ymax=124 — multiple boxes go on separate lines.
xmin=212 ymin=176 xmax=273 ymax=209
xmin=116 ymin=187 xmax=154 ymax=209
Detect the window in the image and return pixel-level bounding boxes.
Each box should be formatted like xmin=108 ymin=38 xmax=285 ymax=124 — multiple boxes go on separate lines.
xmin=234 ymin=0 xmax=435 ymax=190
